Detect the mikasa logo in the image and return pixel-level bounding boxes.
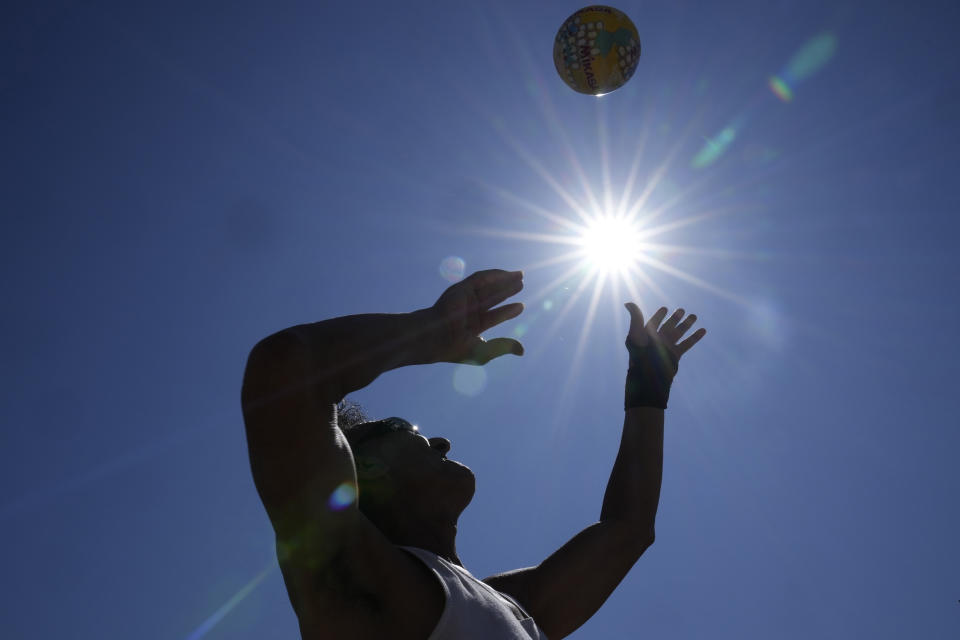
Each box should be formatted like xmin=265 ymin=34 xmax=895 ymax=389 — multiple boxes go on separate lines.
xmin=578 ymin=45 xmax=598 ymax=90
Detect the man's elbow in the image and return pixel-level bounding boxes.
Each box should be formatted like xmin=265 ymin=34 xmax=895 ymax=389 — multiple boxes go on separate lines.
xmin=608 ymin=520 xmax=655 ymax=558
xmin=644 ymin=528 xmax=655 ymax=550
xmin=247 ymin=330 xmax=304 ymax=370
xmin=634 ymin=525 xmax=655 ymax=554
xmin=241 ymin=331 xmax=312 ymax=411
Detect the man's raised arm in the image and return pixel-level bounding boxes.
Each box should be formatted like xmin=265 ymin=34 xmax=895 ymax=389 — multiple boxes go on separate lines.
xmin=241 ymin=269 xmax=524 ymax=539
xmin=485 ymin=304 xmax=705 ymax=640
xmin=240 ymin=269 xmax=523 ymax=635
xmin=241 ymin=309 xmax=436 ymax=536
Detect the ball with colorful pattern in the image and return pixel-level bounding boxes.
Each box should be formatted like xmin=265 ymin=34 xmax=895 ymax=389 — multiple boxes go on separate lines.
xmin=553 ymin=6 xmax=641 ymax=95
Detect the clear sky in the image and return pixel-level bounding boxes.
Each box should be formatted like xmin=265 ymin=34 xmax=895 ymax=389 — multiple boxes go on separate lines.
xmin=2 ymin=1 xmax=958 ymax=638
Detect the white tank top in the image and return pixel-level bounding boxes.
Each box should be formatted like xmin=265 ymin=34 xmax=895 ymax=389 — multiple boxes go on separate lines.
xmin=400 ymin=546 xmax=549 ymax=640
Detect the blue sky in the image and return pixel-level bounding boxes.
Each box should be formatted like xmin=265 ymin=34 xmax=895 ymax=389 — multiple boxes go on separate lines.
xmin=2 ymin=1 xmax=958 ymax=638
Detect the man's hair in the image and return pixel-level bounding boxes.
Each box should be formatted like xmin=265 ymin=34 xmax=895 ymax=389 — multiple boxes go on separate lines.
xmin=337 ymin=399 xmax=368 ymax=430
xmin=337 ymin=399 xmax=373 ymax=452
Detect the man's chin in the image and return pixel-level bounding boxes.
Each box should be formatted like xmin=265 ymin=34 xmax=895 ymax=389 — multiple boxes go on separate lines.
xmin=443 ymin=457 xmax=469 ymax=470
xmin=448 ymin=459 xmax=475 ymax=482
xmin=445 ymin=460 xmax=476 ymax=502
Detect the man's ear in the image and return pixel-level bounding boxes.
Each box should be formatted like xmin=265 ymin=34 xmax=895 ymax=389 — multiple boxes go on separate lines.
xmin=355 ymin=454 xmax=389 ymax=480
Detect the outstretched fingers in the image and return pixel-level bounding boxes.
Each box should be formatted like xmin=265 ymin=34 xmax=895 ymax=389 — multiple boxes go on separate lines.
xmin=673 ymin=313 xmax=697 ymax=339
xmin=646 ymin=307 xmax=669 ymax=333
xmin=479 ymin=302 xmax=524 ymax=333
xmin=473 ymin=270 xmax=524 ymax=310
xmin=471 ymin=337 xmax=524 ymax=364
xmin=676 ymin=327 xmax=706 ymax=355
xmin=635 ymin=305 xmax=707 ymax=356
xmin=466 ymin=269 xmax=519 ymax=288
xmin=658 ymin=310 xmax=695 ymax=345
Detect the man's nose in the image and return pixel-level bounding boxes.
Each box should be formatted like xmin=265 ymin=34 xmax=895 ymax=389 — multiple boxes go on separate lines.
xmin=428 ymin=437 xmax=451 ymax=455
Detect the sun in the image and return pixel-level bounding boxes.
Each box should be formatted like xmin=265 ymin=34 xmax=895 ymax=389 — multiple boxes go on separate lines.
xmin=578 ymin=214 xmax=644 ymax=274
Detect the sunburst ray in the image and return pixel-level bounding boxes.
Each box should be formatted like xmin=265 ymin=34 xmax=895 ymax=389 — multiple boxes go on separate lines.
xmin=636 ymin=253 xmax=750 ymax=305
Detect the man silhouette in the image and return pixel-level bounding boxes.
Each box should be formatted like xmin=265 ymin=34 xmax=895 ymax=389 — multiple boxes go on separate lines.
xmin=241 ymin=269 xmax=705 ymax=639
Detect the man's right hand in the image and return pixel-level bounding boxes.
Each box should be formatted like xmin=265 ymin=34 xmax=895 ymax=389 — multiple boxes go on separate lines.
xmin=427 ymin=269 xmax=525 ymax=365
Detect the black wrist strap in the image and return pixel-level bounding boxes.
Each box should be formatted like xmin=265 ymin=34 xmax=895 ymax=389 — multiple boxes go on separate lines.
xmin=624 ymin=339 xmax=678 ymax=410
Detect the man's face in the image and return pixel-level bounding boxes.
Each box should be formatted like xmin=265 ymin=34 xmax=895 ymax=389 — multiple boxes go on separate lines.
xmin=352 ymin=418 xmax=475 ymax=509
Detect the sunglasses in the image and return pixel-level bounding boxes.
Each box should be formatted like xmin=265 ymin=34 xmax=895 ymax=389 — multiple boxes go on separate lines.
xmin=347 ymin=417 xmax=420 ymax=450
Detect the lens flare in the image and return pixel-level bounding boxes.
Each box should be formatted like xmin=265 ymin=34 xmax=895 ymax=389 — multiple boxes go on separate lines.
xmin=439 ymin=256 xmax=466 ymax=282
xmin=768 ymin=75 xmax=793 ymax=102
xmin=692 ymin=126 xmax=738 ymax=168
xmin=689 ymin=31 xmax=837 ymax=169
xmin=786 ymin=32 xmax=837 ymax=82
xmin=328 ymin=482 xmax=357 ymax=510
xmin=768 ymin=32 xmax=837 ymax=102
xmin=453 ymin=364 xmax=487 ymax=396
xmin=184 ymin=560 xmax=276 ymax=640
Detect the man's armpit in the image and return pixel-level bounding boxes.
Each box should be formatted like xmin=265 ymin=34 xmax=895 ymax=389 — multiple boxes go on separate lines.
xmin=315 ymin=549 xmax=384 ymax=613
xmin=280 ymin=548 xmax=386 ymax=630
